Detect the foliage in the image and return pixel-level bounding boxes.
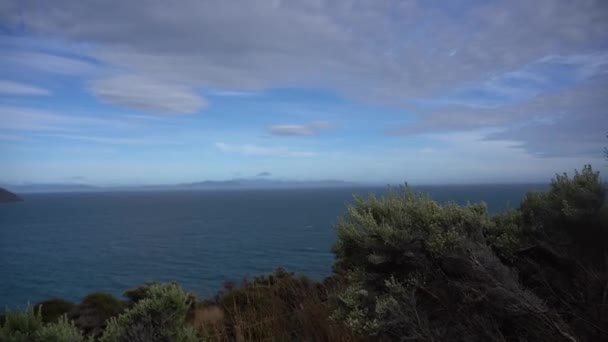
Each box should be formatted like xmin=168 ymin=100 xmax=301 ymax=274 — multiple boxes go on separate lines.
xmin=98 ymin=283 xmax=197 ymax=342
xmin=34 ymin=316 xmax=84 ymax=342
xmin=519 ymin=164 xmax=606 ymax=262
xmin=78 ymin=293 xmax=124 ymax=321
xmin=0 ymin=307 xmax=84 ymax=342
xmin=123 ymin=282 xmax=160 ymax=304
xmin=0 ymin=307 xmax=44 ymax=342
xmin=199 ymin=268 xmax=355 ymax=341
xmin=332 ymin=186 xmax=576 ymax=341
xmin=34 ymin=298 xmax=75 ymax=323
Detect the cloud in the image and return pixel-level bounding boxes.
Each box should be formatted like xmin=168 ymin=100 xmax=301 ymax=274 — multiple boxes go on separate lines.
xmin=391 ymin=75 xmax=608 ymax=157
xmin=3 ymin=0 xmax=608 ymax=163
xmin=269 ymin=121 xmax=334 ymax=136
xmin=256 ymin=171 xmax=272 ymax=177
xmin=215 ymin=142 xmax=316 ymax=158
xmin=7 ymin=0 xmax=607 ymax=104
xmin=0 ymin=133 xmax=30 ymax=142
xmin=41 ymin=133 xmax=175 ymax=145
xmin=89 ymin=75 xmax=207 ymax=114
xmin=0 ymin=51 xmax=98 ymax=75
xmin=0 ymin=80 xmax=50 ymax=96
xmin=210 ymin=90 xmax=258 ymax=97
xmin=0 ymin=106 xmax=127 ymax=132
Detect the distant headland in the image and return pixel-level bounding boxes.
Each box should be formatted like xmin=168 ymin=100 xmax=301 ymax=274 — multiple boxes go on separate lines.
xmin=0 ymin=187 xmax=23 ymax=202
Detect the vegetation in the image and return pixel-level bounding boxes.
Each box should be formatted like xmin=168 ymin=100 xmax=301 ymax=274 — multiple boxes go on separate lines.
xmin=1 ymin=165 xmax=606 ymax=341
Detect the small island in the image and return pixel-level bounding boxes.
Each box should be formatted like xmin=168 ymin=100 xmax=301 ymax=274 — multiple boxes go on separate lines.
xmin=0 ymin=187 xmax=23 ymax=202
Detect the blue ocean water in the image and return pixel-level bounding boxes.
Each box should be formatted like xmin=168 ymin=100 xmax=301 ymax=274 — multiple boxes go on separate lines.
xmin=0 ymin=185 xmax=546 ymax=308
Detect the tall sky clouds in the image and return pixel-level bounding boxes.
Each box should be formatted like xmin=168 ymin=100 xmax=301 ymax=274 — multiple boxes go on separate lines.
xmin=1 ymin=0 xmax=607 ymax=185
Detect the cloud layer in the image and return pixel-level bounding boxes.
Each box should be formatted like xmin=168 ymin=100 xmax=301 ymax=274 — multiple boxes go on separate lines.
xmin=90 ymin=75 xmax=207 ymax=114
xmin=1 ymin=0 xmax=607 ymax=184
xmin=0 ymin=80 xmax=50 ymax=96
xmin=215 ymin=142 xmax=316 ymax=158
xmin=269 ymin=121 xmax=334 ymax=136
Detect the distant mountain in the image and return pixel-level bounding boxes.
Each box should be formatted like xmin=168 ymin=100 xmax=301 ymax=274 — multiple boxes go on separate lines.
xmin=2 ymin=179 xmax=358 ymax=193
xmin=8 ymin=183 xmax=97 ymax=193
xmin=0 ymin=187 xmax=23 ymax=202
xmin=180 ymin=178 xmax=357 ymax=189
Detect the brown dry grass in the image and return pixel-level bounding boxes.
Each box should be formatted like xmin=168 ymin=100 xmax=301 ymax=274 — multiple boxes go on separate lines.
xmin=190 ymin=269 xmax=358 ymax=342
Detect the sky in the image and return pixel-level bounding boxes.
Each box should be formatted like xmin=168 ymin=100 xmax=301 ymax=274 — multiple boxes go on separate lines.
xmin=1 ymin=0 xmax=607 ymax=186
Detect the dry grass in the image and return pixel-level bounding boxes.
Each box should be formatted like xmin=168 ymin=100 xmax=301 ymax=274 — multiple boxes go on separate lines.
xmin=190 ymin=269 xmax=358 ymax=342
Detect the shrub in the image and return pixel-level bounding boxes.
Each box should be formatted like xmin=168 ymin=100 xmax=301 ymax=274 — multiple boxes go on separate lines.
xmin=34 ymin=298 xmax=75 ymax=323
xmin=519 ymin=165 xmax=606 ymax=263
xmin=79 ymin=293 xmax=124 ymax=320
xmin=98 ymin=283 xmax=197 ymax=342
xmin=198 ymin=268 xmax=355 ymax=341
xmin=123 ymin=282 xmax=160 ymax=304
xmin=0 ymin=307 xmax=83 ymax=342
xmin=331 ymin=186 xmax=574 ymax=341
xmin=71 ymin=292 xmax=125 ymax=337
xmin=0 ymin=307 xmax=44 ymax=342
xmin=34 ymin=316 xmax=84 ymax=342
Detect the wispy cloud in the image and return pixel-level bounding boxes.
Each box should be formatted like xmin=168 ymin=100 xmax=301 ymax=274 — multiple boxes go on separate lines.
xmin=215 ymin=142 xmax=317 ymax=157
xmin=0 ymin=80 xmax=50 ymax=96
xmin=0 ymin=106 xmax=128 ymax=132
xmin=269 ymin=121 xmax=334 ymax=136
xmin=41 ymin=133 xmax=176 ymax=145
xmin=90 ymin=75 xmax=207 ymax=114
xmin=210 ymin=90 xmax=258 ymax=97
xmin=1 ymin=51 xmax=98 ymax=75
xmin=0 ymin=133 xmax=31 ymax=142
xmin=391 ymin=75 xmax=608 ymax=157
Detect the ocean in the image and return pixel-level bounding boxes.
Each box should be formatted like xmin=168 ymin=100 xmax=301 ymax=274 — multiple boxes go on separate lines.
xmin=0 ymin=185 xmax=546 ymax=308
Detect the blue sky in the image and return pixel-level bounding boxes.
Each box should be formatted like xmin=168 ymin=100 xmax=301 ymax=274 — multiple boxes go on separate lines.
xmin=1 ymin=0 xmax=607 ymax=186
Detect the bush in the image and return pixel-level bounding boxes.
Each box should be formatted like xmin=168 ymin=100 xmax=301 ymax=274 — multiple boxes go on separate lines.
xmin=0 ymin=307 xmax=44 ymax=342
xmin=71 ymin=292 xmax=125 ymax=337
xmin=331 ymin=186 xmax=574 ymax=341
xmin=203 ymin=268 xmax=355 ymax=341
xmin=519 ymin=164 xmax=606 ymax=262
xmin=123 ymin=282 xmax=160 ymax=304
xmin=34 ymin=316 xmax=84 ymax=342
xmin=98 ymin=283 xmax=197 ymax=342
xmin=0 ymin=307 xmax=83 ymax=342
xmin=34 ymin=298 xmax=75 ymax=323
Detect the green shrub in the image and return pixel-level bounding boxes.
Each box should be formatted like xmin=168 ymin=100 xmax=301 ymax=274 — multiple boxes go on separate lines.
xmin=79 ymin=293 xmax=124 ymax=320
xmin=331 ymin=186 xmax=573 ymax=341
xmin=123 ymin=282 xmax=159 ymax=304
xmin=0 ymin=307 xmax=44 ymax=342
xmin=34 ymin=298 xmax=75 ymax=323
xmin=519 ymin=164 xmax=606 ymax=263
xmin=0 ymin=307 xmax=83 ymax=342
xmin=98 ymin=283 xmax=197 ymax=342
xmin=34 ymin=316 xmax=83 ymax=342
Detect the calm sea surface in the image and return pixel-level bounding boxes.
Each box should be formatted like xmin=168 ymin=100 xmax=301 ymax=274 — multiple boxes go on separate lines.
xmin=0 ymin=185 xmax=546 ymax=308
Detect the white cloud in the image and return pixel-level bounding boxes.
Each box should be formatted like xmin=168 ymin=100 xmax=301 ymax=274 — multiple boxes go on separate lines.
xmin=90 ymin=75 xmax=207 ymax=114
xmin=0 ymin=80 xmax=50 ymax=96
xmin=0 ymin=106 xmax=127 ymax=131
xmin=269 ymin=121 xmax=334 ymax=136
xmin=215 ymin=142 xmax=316 ymax=157
xmin=40 ymin=133 xmax=175 ymax=145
